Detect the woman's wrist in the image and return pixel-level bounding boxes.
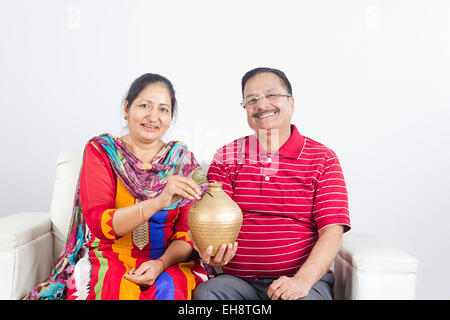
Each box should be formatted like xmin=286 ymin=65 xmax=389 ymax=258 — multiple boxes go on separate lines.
xmin=156 ymin=258 xmax=166 ymax=271
xmin=138 ymin=201 xmax=145 ymax=223
xmin=141 ymin=198 xmax=164 ymax=221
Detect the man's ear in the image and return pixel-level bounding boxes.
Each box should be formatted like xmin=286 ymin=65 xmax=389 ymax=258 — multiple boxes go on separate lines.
xmin=289 ymin=97 xmax=295 ymax=112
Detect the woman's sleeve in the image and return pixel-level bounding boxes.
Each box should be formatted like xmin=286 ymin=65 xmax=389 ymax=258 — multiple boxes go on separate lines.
xmin=169 ymin=203 xmax=194 ymax=247
xmin=79 ymin=141 xmax=119 ymax=241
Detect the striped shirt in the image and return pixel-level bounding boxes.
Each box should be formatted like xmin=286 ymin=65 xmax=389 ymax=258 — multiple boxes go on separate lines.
xmin=207 ymin=124 xmax=351 ymax=280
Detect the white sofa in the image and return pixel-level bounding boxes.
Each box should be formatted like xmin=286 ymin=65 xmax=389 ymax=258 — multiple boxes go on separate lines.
xmin=0 ymin=151 xmax=419 ymax=300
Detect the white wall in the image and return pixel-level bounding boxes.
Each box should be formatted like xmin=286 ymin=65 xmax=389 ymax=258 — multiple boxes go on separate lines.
xmin=1 ymin=0 xmax=449 ymax=299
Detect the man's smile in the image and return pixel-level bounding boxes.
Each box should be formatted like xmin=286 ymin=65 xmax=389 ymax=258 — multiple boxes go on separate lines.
xmin=252 ymin=108 xmax=280 ymax=119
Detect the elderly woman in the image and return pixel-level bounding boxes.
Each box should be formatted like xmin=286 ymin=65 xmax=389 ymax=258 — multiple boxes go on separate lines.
xmin=26 ymin=73 xmax=209 ymax=300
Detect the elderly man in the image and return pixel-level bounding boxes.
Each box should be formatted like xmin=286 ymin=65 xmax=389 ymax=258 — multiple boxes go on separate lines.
xmin=192 ymin=67 xmax=351 ymax=300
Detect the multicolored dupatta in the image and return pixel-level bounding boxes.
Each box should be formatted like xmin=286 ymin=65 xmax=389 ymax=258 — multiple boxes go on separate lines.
xmin=24 ymin=133 xmax=208 ymax=300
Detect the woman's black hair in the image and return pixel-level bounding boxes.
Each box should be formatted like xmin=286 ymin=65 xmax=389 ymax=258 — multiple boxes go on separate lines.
xmin=241 ymin=67 xmax=292 ymax=97
xmin=124 ymin=73 xmax=177 ymax=118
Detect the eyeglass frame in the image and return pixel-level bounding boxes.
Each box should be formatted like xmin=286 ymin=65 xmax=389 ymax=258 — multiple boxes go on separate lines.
xmin=241 ymin=92 xmax=292 ymax=109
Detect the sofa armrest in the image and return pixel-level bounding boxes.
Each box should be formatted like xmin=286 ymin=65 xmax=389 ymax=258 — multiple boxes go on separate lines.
xmin=0 ymin=212 xmax=53 ymax=299
xmin=333 ymin=232 xmax=419 ymax=300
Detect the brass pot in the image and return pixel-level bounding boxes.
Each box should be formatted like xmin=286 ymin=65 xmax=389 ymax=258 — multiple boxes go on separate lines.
xmin=188 ymin=182 xmax=243 ymax=256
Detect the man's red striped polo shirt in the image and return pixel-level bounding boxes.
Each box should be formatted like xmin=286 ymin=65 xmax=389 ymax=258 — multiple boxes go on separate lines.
xmin=207 ymin=124 xmax=351 ymax=280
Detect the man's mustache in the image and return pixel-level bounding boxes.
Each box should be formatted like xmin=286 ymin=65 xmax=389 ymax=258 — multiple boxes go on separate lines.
xmin=252 ymin=107 xmax=280 ymax=118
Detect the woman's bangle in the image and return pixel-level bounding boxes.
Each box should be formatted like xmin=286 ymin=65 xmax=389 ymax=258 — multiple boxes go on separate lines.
xmin=156 ymin=258 xmax=166 ymax=270
xmin=139 ymin=201 xmax=146 ymax=223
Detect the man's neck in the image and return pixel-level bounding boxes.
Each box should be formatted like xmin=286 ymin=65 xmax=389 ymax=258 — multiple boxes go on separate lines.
xmin=256 ymin=125 xmax=291 ymax=154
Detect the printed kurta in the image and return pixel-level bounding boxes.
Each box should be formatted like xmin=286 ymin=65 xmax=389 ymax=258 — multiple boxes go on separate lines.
xmin=66 ymin=140 xmax=208 ymax=300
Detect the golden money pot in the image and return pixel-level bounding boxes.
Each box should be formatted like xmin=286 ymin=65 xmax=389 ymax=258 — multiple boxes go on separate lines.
xmin=188 ymin=182 xmax=243 ymax=256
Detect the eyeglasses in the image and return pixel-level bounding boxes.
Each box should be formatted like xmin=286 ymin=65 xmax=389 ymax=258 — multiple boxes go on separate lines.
xmin=241 ymin=93 xmax=292 ymax=109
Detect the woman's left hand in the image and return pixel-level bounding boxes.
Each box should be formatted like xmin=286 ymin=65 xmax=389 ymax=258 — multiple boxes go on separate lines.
xmin=123 ymin=260 xmax=165 ymax=288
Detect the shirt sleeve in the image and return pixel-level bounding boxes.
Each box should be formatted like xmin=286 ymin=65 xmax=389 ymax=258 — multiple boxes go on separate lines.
xmin=312 ymin=150 xmax=351 ymax=233
xmin=206 ymin=147 xmax=234 ymax=198
xmin=79 ymin=141 xmax=119 ymax=241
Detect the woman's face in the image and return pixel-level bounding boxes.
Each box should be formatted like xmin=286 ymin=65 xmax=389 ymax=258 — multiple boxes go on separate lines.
xmin=124 ymin=82 xmax=172 ymax=144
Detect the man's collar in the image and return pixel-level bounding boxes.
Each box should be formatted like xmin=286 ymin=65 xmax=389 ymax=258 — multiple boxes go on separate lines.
xmin=279 ymin=124 xmax=305 ymax=159
xmin=244 ymin=124 xmax=305 ymax=159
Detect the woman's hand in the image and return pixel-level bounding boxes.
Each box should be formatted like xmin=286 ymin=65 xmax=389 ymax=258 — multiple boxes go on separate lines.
xmin=156 ymin=175 xmax=202 ymax=209
xmin=123 ymin=260 xmax=165 ymax=288
xmin=188 ymin=230 xmax=238 ymax=267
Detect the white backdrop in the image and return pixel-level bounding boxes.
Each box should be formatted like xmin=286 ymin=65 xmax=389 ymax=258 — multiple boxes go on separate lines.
xmin=1 ymin=0 xmax=449 ymax=299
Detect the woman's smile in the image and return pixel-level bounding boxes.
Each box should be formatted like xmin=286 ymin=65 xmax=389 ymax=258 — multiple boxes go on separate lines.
xmin=141 ymin=123 xmax=159 ymax=131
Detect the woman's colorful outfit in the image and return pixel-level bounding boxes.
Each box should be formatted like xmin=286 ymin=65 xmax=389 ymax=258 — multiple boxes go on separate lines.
xmin=25 ymin=134 xmax=209 ymax=300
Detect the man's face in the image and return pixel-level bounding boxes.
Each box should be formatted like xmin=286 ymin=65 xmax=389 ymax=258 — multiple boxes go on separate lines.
xmin=242 ymin=72 xmax=294 ymax=135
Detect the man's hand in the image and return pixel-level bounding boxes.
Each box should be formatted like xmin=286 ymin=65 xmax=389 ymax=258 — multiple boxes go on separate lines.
xmin=267 ymin=275 xmax=312 ymax=300
xmin=267 ymin=225 xmax=344 ymax=300
xmin=188 ymin=230 xmax=238 ymax=267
